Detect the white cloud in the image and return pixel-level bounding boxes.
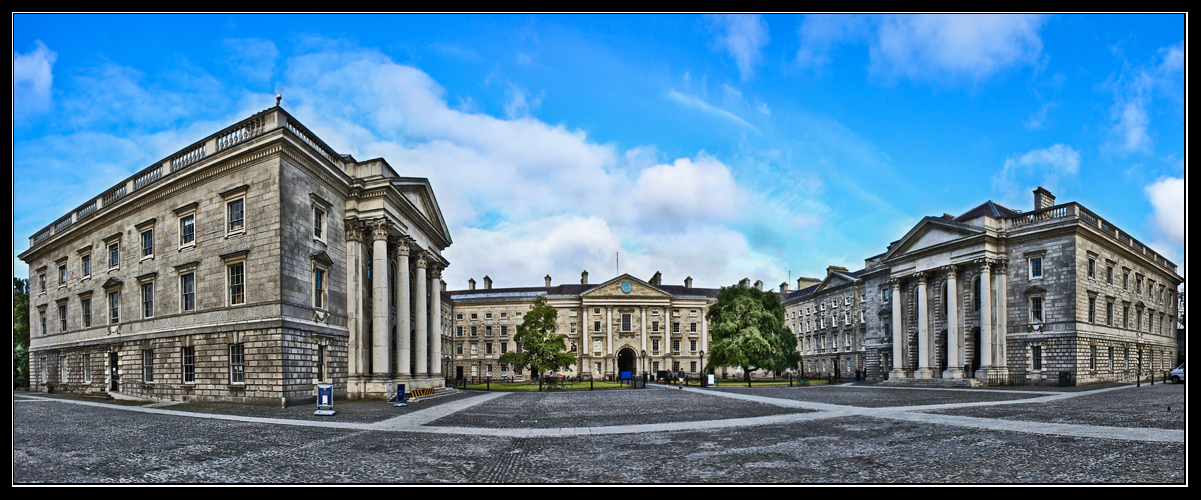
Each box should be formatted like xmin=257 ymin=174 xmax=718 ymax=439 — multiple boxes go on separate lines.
xmin=993 ymin=144 xmax=1080 ymax=208
xmin=666 ymin=89 xmax=757 ymax=130
xmin=870 ymin=14 xmax=1046 ymax=83
xmin=629 ymin=155 xmax=748 ymax=232
xmin=1145 ymin=176 xmax=1184 ymax=247
xmin=1104 ymin=41 xmax=1184 ymax=155
xmin=222 ymin=38 xmax=279 ymax=84
xmin=795 ymin=14 xmax=868 ymax=71
xmin=13 ymin=40 xmax=57 ymax=122
xmin=710 ymin=14 xmax=770 ymax=81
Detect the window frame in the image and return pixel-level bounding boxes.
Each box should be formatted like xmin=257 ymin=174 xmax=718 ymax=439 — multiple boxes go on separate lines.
xmin=180 ymin=273 xmax=196 ymax=312
xmin=227 ymin=261 xmax=246 ymax=306
xmin=229 ymin=343 xmax=245 ymax=384
xmin=180 ymin=213 xmax=196 ymax=248
xmin=108 ymin=242 xmax=120 ymax=270
xmin=142 ymin=349 xmax=153 ymax=383
xmin=140 ymin=228 xmax=155 ymax=260
xmin=108 ymin=291 xmax=120 ymax=324
xmin=141 ymin=281 xmax=155 ymax=319
xmin=182 ymin=346 xmax=195 ymax=384
xmin=58 ymin=303 xmax=68 ymax=332
xmin=81 ymin=297 xmax=91 ymax=328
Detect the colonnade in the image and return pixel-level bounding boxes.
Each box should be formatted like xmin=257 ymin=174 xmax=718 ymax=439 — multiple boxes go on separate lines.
xmin=579 ymin=304 xmax=708 ymax=379
xmin=888 ymin=258 xmax=1008 ymax=382
xmin=348 ymin=218 xmax=446 ymax=394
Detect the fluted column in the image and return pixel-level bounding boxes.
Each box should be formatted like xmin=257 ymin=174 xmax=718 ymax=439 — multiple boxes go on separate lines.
xmin=370 ymin=220 xmax=391 ymax=376
xmin=414 ymin=252 xmax=428 ymax=378
xmin=915 ymin=272 xmax=933 ymax=378
xmin=605 ymin=306 xmax=613 ymax=377
xmin=394 ymin=238 xmax=411 ymax=379
xmin=889 ymin=278 xmax=907 ymax=379
xmin=345 ymin=221 xmax=366 ymax=379
xmin=995 ymin=259 xmax=1009 ymax=377
xmin=977 ymin=259 xmax=993 ymax=381
xmin=944 ymin=265 xmax=963 ymax=378
xmin=429 ymin=263 xmax=443 ymax=382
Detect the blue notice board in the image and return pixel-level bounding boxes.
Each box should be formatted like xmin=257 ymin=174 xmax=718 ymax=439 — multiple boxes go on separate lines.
xmin=620 ymin=371 xmax=632 ymax=380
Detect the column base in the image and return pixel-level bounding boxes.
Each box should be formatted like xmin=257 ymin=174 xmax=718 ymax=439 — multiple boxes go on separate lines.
xmin=913 ymin=367 xmax=937 ymax=379
xmin=888 ymin=368 xmax=912 ymax=380
xmin=942 ymin=368 xmax=965 ymax=379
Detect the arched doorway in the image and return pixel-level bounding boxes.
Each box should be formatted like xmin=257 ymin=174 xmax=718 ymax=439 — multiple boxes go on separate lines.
xmin=970 ymin=327 xmax=981 ymax=377
xmin=617 ymin=348 xmax=637 ymax=379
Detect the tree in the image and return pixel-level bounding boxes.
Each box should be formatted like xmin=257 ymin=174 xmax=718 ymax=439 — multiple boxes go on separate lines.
xmin=705 ymin=285 xmax=799 ymax=382
xmin=498 ymin=296 xmax=577 ymax=390
xmin=14 ymin=278 xmax=30 ymax=388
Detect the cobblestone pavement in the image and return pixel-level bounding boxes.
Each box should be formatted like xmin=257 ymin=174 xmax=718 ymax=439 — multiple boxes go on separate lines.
xmin=12 ymin=382 xmax=1187 ymax=484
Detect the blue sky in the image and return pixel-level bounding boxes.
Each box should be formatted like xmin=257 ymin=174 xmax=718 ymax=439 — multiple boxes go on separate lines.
xmin=13 ymin=14 xmax=1186 ymax=292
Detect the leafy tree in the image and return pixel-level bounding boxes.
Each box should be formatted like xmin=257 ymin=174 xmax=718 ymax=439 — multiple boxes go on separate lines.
xmin=14 ymin=278 xmax=30 ymax=388
xmin=498 ymin=296 xmax=577 ymax=390
xmin=705 ymin=285 xmax=799 ymax=382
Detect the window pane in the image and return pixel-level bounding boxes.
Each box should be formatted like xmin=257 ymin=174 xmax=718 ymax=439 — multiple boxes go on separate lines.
xmin=181 ymin=216 xmax=195 ymax=244
xmin=228 ymin=200 xmax=244 ymax=232
xmin=229 ymin=264 xmax=245 ymax=304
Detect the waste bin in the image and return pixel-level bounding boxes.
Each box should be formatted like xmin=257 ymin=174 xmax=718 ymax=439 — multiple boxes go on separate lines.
xmin=1058 ymin=371 xmax=1071 ymax=387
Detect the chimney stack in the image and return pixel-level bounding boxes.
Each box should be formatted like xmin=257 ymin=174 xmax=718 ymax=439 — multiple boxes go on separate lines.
xmin=468 ymin=278 xmax=476 ymax=290
xmin=780 ymin=282 xmax=789 ymax=293
xmin=754 ymin=280 xmax=763 ymax=291
xmin=684 ymin=276 xmax=693 ymax=288
xmin=1034 ymin=187 xmax=1055 ymax=211
xmin=483 ymin=275 xmax=492 ymax=290
xmin=739 ymin=278 xmax=750 ymax=288
xmin=545 ymin=275 xmax=552 ymax=287
xmin=581 ymin=270 xmax=589 ymax=285
xmin=651 ymin=271 xmax=662 ymax=286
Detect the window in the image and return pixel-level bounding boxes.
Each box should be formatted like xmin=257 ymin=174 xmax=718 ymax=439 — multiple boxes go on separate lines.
xmin=227 ymin=198 xmax=245 ymax=233
xmin=1030 ymin=257 xmax=1042 ymax=278
xmin=593 ymin=340 xmax=602 ymax=352
xmin=1032 ymin=345 xmax=1042 ymax=370
xmin=109 ymin=242 xmax=120 ymax=269
xmin=456 ymin=314 xmax=463 ymax=320
xmin=1090 ymin=346 xmax=1097 ymax=370
xmin=1107 ymin=265 xmax=1114 ymax=284
xmin=471 ymin=313 xmax=477 ymax=320
xmin=485 ymin=325 xmax=492 ymax=336
xmin=470 ymin=343 xmax=478 ymax=355
xmin=59 ymin=265 xmax=67 ymax=286
xmin=142 ymin=282 xmax=154 ymax=318
xmin=142 ymin=349 xmax=153 ymax=382
xmin=621 ymin=313 xmax=631 ymax=332
xmin=1088 ymin=258 xmax=1096 ymax=278
xmin=83 ymin=355 xmax=91 ymax=383
xmin=690 ymin=322 xmax=697 ymax=333
xmin=313 ymin=206 xmax=325 ymax=240
xmin=500 ymin=325 xmax=508 ymax=336
xmin=672 ymin=340 xmax=680 ymax=352
xmin=317 ymin=345 xmax=326 ymax=382
xmin=652 ymin=339 xmax=660 ymax=352
xmin=1088 ymin=297 xmax=1096 ymax=323
xmin=1122 ymin=306 xmax=1130 ymax=328
xmin=594 ymin=321 xmax=601 ymax=332
xmin=1030 ymin=297 xmax=1043 ymax=323
xmin=1106 ymin=302 xmax=1113 ymax=326
xmin=1123 ymin=272 xmax=1129 ymax=290
xmin=141 ymin=229 xmax=154 ymax=258
xmin=973 ymin=277 xmax=981 ymax=312
xmin=690 ymin=340 xmax=697 ymax=352
xmin=500 ymin=312 xmax=507 ymax=318
xmin=1136 ymin=277 xmax=1142 ymax=294
xmin=485 ymin=312 xmax=492 ymax=320
xmin=313 ymin=268 xmax=326 ymax=309
xmin=1108 ymin=347 xmax=1114 ymax=371
xmin=470 ymin=326 xmax=477 ymax=337
xmin=81 ymin=298 xmax=91 ymax=328
xmin=182 ymin=346 xmax=195 ymax=383
xmin=228 ymin=263 xmax=245 ymax=305
xmin=1137 ymin=310 xmax=1143 ymax=332
xmin=180 ymin=273 xmax=195 ymax=312
xmin=180 ymin=214 xmax=195 ymax=246
xmin=82 ymin=255 xmax=90 ymax=278
xmin=690 ymin=361 xmax=697 ymax=373
xmin=652 ymin=321 xmax=659 ymax=332
xmin=108 ymin=291 xmax=120 ymax=324
xmin=570 ymin=323 xmax=576 ymax=334
xmin=39 ymin=310 xmax=46 ymax=336
xmin=594 ymin=308 xmax=600 ymax=315
xmin=39 ymin=273 xmax=45 ymax=293
xmin=502 ymin=342 xmax=509 ymax=354
xmin=58 ymin=304 xmax=67 ymax=332
xmin=229 ymin=344 xmax=245 ymax=383
xmin=486 ymin=342 xmax=493 ymax=355
xmin=673 ymin=322 xmax=680 ymax=333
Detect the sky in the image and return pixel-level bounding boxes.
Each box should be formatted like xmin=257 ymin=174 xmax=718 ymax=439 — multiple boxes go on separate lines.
xmin=12 ymin=14 xmax=1187 ymax=294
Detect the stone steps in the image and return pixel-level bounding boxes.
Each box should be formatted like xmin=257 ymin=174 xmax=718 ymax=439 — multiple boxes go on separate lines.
xmin=880 ymin=378 xmax=983 ymax=388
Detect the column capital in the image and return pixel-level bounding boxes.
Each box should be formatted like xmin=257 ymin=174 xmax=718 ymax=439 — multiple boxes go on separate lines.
xmin=995 ymin=258 xmax=1008 ymax=274
xmin=369 ymin=219 xmax=391 ymax=241
xmin=345 ymin=220 xmax=366 ymax=242
xmin=394 ymin=237 xmax=410 ymax=257
xmin=942 ymin=264 xmax=958 ymax=278
xmin=976 ymin=258 xmax=992 ymax=273
xmin=415 ymin=251 xmax=429 ymax=268
xmin=429 ymin=265 xmax=443 ymax=280
xmin=887 ymin=277 xmax=902 ymax=290
xmin=914 ymin=271 xmax=927 ymax=285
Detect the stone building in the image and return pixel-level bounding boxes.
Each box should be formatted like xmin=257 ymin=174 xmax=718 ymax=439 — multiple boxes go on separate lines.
xmin=782 ymin=268 xmax=868 ymax=378
xmin=818 ymin=188 xmax=1182 ymax=386
xmin=19 ymin=104 xmax=453 ymax=405
xmin=444 ymin=272 xmax=719 ymax=381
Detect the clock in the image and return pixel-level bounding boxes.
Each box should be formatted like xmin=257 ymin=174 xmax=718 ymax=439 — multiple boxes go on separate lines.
xmin=621 ymin=281 xmax=632 ymax=293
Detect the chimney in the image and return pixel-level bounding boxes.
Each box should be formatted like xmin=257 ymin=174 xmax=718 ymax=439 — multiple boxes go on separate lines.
xmin=684 ymin=276 xmax=693 ymax=288
xmin=581 ymin=270 xmax=589 ymax=285
xmin=468 ymin=278 xmax=476 ymax=290
xmin=483 ymin=275 xmax=492 ymax=290
xmin=780 ymin=282 xmax=789 ymax=293
xmin=1034 ymin=187 xmax=1055 ymax=211
xmin=651 ymin=271 xmax=662 ymax=286
xmin=797 ymin=277 xmax=821 ymax=290
xmin=739 ymin=278 xmax=750 ymax=288
xmin=545 ymin=275 xmax=552 ymax=287
xmin=754 ymin=280 xmax=763 ymax=291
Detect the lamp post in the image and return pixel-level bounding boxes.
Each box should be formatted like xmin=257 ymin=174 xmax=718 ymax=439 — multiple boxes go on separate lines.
xmin=700 ymin=350 xmax=705 ymax=387
xmin=641 ymin=349 xmax=647 ymax=384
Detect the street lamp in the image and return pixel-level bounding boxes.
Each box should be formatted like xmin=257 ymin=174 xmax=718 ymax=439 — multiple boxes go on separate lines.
xmin=700 ymin=350 xmax=705 ymax=387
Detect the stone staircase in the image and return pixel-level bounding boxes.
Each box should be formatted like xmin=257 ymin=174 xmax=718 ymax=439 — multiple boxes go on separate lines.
xmin=880 ymin=377 xmax=983 ymax=388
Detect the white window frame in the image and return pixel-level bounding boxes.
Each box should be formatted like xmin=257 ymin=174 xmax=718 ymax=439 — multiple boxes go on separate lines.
xmin=1029 ymin=256 xmax=1043 ymax=279
xmin=81 ymin=296 xmax=91 ymax=328
xmin=182 ymin=346 xmax=195 ymax=384
xmin=58 ymin=264 xmax=67 ymax=287
xmin=622 ymin=313 xmax=632 ymax=332
xmin=83 ymin=354 xmax=91 ymax=383
xmin=108 ymin=291 xmax=120 ymax=324
xmin=58 ymin=303 xmax=67 ymax=332
xmin=108 ymin=242 xmax=120 ymax=270
xmin=228 ymin=261 xmax=246 ymax=306
xmin=313 ymin=265 xmax=328 ymax=310
xmin=141 ymin=281 xmax=155 ymax=319
xmin=180 ymin=273 xmax=196 ymax=312
xmin=179 ymin=212 xmax=196 ymax=248
xmin=140 ymin=228 xmax=155 ymax=260
xmin=226 ymin=196 xmax=246 ymax=236
xmin=81 ymin=254 xmax=91 ymax=280
xmin=142 ymin=349 xmax=154 ymax=383
xmin=1030 ymin=295 xmax=1044 ymax=324
xmin=229 ymin=343 xmax=245 ymax=384
xmin=313 ymin=205 xmax=326 ymax=242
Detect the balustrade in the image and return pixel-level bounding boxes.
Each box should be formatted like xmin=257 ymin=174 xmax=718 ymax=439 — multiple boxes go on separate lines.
xmin=132 ymin=165 xmax=162 ymax=191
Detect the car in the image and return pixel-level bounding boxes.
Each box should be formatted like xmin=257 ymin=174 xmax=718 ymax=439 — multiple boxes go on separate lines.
xmin=1170 ymin=363 xmax=1185 ymax=384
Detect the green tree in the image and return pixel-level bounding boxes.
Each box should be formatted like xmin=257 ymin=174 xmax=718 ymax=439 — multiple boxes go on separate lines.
xmin=705 ymin=285 xmax=799 ymax=382
xmin=14 ymin=277 xmax=30 ymax=388
xmin=498 ymin=296 xmax=577 ymax=390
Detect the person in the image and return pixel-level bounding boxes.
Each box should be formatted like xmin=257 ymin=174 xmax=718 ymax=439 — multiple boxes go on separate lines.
xmin=678 ymin=370 xmax=685 ymax=389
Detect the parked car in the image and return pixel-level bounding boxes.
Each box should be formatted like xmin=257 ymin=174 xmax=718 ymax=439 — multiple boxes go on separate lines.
xmin=1170 ymin=363 xmax=1185 ymax=384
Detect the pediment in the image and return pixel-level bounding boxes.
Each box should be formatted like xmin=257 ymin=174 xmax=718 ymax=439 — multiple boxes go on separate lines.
xmin=392 ymin=178 xmax=453 ymax=248
xmin=311 ymin=250 xmax=334 ymax=266
xmin=580 ymin=274 xmax=672 ymax=298
xmin=882 ymin=217 xmax=985 ymax=262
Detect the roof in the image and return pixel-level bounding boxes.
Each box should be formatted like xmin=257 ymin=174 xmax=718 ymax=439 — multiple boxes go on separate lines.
xmin=956 ymin=200 xmax=1020 ymax=222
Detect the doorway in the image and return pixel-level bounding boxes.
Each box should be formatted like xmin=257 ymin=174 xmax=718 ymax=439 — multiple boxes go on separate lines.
xmin=617 ymin=348 xmax=636 ymax=379
xmin=108 ymin=351 xmax=119 ymax=392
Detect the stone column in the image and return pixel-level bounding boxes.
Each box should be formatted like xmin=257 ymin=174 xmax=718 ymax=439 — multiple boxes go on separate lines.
xmin=994 ymin=259 xmax=1009 ymax=378
xmin=977 ymin=259 xmax=993 ymax=381
xmin=889 ymin=278 xmax=907 ymax=379
xmin=605 ymin=306 xmax=613 ymax=378
xmin=915 ymin=272 xmax=934 ymax=378
xmin=640 ymin=306 xmax=647 ymax=359
xmin=943 ymin=265 xmax=963 ymax=378
xmin=345 ymin=222 xmax=366 ymax=383
xmin=370 ymin=220 xmax=391 ymax=377
xmin=394 ymin=238 xmax=411 ymax=379
xmin=414 ymin=252 xmax=428 ymax=378
xmin=429 ymin=263 xmax=443 ymax=382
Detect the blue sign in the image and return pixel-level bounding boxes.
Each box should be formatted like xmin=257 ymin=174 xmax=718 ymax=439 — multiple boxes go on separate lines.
xmin=314 ymin=383 xmax=335 ymax=415
xmin=621 ymin=281 xmax=632 ymax=293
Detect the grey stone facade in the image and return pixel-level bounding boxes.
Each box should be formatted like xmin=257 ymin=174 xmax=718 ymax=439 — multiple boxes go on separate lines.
xmin=20 ymin=106 xmax=453 ymax=405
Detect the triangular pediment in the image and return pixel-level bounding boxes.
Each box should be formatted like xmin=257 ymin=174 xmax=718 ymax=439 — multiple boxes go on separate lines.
xmin=580 ymin=274 xmax=672 ymax=298
xmin=882 ymin=217 xmax=986 ymax=262
xmin=389 ymin=178 xmax=453 ymax=249
xmin=311 ymin=250 xmax=334 ymax=266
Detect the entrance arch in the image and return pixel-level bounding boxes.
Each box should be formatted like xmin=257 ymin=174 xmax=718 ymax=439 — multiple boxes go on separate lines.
xmin=617 ymin=348 xmax=637 ymax=378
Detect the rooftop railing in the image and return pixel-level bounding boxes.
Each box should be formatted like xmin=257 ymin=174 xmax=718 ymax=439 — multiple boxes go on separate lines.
xmin=25 ymin=106 xmax=343 ymax=252
xmin=1006 ymin=202 xmax=1176 ymax=274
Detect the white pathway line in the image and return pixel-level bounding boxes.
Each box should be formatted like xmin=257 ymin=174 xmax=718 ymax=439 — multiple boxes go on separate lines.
xmin=371 ymin=391 xmax=510 ymax=430
xmin=691 ymin=384 xmax=1183 ymax=443
xmin=402 ymin=410 xmax=859 ymax=438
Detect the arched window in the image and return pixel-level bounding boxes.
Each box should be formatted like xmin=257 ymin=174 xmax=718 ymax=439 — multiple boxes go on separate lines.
xmin=942 ymin=281 xmax=949 ymax=317
xmin=973 ymin=276 xmax=981 ymax=312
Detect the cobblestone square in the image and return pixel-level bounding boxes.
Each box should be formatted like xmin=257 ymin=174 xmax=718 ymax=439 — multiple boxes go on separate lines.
xmin=12 ymin=382 xmax=1186 ymax=484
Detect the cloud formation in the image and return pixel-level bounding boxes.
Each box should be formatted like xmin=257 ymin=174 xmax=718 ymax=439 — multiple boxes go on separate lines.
xmin=13 ymin=40 xmax=57 ymax=122
xmin=870 ymin=14 xmax=1046 ymax=83
xmin=993 ymin=143 xmax=1080 ymax=208
xmin=710 ymin=14 xmax=770 ymax=81
xmin=1105 ymin=41 xmax=1184 ymax=155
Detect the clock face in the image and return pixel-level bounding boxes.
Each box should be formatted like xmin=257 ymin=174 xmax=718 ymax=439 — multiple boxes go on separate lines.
xmin=621 ymin=281 xmax=633 ymax=293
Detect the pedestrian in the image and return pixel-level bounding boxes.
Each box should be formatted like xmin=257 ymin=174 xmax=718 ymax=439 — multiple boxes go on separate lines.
xmin=678 ymin=370 xmax=685 ymax=389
